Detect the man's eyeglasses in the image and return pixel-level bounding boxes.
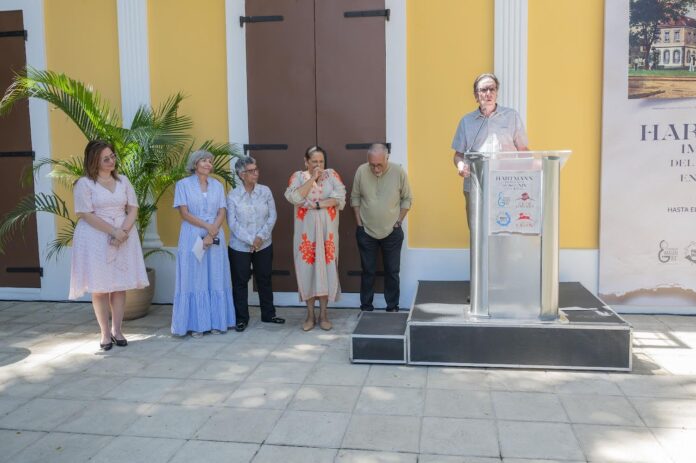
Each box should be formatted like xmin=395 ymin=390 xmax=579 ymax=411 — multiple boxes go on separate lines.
xmin=477 ymin=87 xmax=497 ymax=94
xmin=243 ymin=168 xmax=259 ymax=175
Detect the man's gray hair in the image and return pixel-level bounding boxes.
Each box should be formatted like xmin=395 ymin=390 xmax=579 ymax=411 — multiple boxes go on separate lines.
xmin=473 ymin=73 xmax=499 ymax=94
xmin=186 ymin=150 xmax=214 ymax=174
xmin=235 ymin=156 xmax=257 ymax=178
xmin=367 ymin=143 xmax=389 ymax=156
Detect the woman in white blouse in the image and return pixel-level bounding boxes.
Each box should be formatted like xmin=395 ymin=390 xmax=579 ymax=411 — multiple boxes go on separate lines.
xmin=226 ymin=156 xmax=284 ymax=332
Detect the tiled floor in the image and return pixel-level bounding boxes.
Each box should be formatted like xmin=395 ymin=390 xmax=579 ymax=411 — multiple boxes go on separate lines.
xmin=1 ymin=300 xmax=696 ymax=462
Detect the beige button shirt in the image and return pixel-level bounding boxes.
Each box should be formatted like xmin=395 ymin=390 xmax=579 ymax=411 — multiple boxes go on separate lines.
xmin=350 ymin=162 xmax=413 ymax=240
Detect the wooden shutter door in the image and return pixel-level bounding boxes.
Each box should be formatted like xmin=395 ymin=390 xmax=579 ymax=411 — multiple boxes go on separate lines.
xmin=0 ymin=10 xmax=41 ymax=288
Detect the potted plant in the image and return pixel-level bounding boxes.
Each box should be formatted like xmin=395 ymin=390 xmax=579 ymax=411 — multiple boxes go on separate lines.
xmin=0 ymin=69 xmax=241 ymax=318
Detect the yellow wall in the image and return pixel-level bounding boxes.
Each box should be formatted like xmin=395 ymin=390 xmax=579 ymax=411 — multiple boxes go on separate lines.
xmin=407 ymin=0 xmax=604 ymax=249
xmin=41 ymin=0 xmax=602 ymax=249
xmin=528 ymin=0 xmax=604 ymax=248
xmin=148 ymin=0 xmax=229 ymax=246
xmin=407 ymin=0 xmax=495 ymax=248
xmin=44 ymin=0 xmax=121 ymax=207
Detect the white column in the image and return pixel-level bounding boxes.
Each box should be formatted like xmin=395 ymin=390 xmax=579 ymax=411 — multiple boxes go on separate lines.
xmin=494 ymin=0 xmax=528 ymax=124
xmin=116 ymin=0 xmax=162 ymax=248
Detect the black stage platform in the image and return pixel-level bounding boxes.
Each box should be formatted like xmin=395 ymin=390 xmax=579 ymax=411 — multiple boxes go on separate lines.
xmin=350 ymin=281 xmax=632 ymax=371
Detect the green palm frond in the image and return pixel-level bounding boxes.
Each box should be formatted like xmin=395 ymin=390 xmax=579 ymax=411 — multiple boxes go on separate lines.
xmin=130 ymin=93 xmax=192 ymax=146
xmin=46 ymin=224 xmax=76 ymax=261
xmin=1 ymin=68 xmax=243 ymax=262
xmin=33 ymin=156 xmax=84 ymax=188
xmin=0 ymin=68 xmax=120 ymax=142
xmin=0 ymin=193 xmax=75 ymax=254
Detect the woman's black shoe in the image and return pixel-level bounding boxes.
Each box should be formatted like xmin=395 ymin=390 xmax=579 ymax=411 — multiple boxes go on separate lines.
xmin=262 ymin=317 xmax=285 ymax=324
xmin=111 ymin=335 xmax=128 ymax=347
xmin=235 ymin=322 xmax=247 ymax=332
xmin=100 ymin=341 xmax=113 ymax=351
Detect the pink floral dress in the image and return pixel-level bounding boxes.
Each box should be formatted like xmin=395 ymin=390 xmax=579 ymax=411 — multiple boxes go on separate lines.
xmin=69 ymin=176 xmax=149 ymax=299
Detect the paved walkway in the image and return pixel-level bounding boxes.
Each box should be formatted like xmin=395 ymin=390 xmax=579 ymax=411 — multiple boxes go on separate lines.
xmin=0 ymin=300 xmax=695 ymax=462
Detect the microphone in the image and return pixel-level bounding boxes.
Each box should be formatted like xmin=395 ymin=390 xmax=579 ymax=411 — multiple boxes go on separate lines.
xmin=466 ymin=114 xmax=489 ymax=154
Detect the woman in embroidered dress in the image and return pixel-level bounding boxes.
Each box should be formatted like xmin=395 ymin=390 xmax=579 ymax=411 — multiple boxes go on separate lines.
xmin=69 ymin=140 xmax=149 ymax=351
xmin=171 ymin=150 xmax=235 ymax=337
xmin=285 ymin=146 xmax=346 ymax=331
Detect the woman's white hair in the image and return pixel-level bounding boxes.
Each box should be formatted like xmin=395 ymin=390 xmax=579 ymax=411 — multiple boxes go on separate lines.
xmin=186 ymin=150 xmax=213 ymax=174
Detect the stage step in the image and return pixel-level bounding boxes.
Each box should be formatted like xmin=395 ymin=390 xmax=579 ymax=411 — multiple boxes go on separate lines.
xmin=350 ymin=281 xmax=632 ymax=371
xmin=350 ymin=312 xmax=408 ymax=364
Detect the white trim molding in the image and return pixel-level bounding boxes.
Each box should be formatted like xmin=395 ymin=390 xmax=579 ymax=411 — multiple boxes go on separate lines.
xmin=494 ymin=0 xmax=528 ymax=123
xmin=225 ymin=0 xmax=249 ymax=148
xmin=116 ymin=0 xmax=151 ymax=128
xmin=116 ymin=0 xmax=162 ymax=249
xmin=385 ymin=0 xmax=407 ymax=169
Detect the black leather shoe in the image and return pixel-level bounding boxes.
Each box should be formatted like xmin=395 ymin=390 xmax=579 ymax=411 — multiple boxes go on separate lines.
xmin=111 ymin=335 xmax=128 ymax=347
xmin=235 ymin=322 xmax=247 ymax=332
xmin=360 ymin=307 xmax=374 ymax=312
xmin=385 ymin=307 xmax=399 ymax=312
xmin=262 ymin=317 xmax=285 ymax=324
xmin=100 ymin=341 xmax=113 ymax=351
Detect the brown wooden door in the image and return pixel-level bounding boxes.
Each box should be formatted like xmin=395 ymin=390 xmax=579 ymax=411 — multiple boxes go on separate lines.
xmin=0 ymin=10 xmax=41 ymax=288
xmin=315 ymin=0 xmax=386 ymax=292
xmin=244 ymin=0 xmax=386 ymax=293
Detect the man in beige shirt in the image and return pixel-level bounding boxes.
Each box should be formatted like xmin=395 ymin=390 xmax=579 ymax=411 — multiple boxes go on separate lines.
xmin=351 ymin=144 xmax=413 ymax=312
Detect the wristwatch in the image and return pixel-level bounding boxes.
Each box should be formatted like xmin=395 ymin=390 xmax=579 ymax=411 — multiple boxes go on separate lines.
xmin=315 ymin=201 xmax=320 ymax=210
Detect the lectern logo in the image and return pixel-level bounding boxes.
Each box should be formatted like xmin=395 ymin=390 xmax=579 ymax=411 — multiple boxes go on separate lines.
xmin=685 ymin=242 xmax=696 ymax=264
xmin=515 ymin=191 xmax=535 ymax=209
xmin=658 ymin=240 xmax=678 ymax=263
xmin=495 ymin=212 xmax=511 ymax=227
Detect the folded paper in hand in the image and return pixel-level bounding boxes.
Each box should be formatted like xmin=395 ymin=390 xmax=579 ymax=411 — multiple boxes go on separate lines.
xmin=192 ymin=236 xmax=205 ymax=263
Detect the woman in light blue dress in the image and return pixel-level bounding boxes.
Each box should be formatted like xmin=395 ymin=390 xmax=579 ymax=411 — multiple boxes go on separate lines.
xmin=171 ymin=150 xmax=235 ymax=337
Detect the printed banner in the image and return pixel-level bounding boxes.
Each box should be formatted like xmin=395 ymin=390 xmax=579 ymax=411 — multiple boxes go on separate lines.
xmin=600 ymin=0 xmax=696 ymax=306
xmin=489 ymin=170 xmax=541 ymax=235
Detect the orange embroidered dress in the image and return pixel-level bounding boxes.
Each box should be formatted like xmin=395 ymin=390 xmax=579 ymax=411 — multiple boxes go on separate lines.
xmin=284 ymin=169 xmax=346 ymax=302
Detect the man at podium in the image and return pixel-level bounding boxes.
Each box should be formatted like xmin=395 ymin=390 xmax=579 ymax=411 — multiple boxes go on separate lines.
xmin=451 ymin=73 xmax=528 ymax=223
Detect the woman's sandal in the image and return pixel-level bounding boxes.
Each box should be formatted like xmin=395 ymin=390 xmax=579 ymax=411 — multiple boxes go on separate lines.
xmin=302 ymin=318 xmax=315 ymax=331
xmin=319 ymin=319 xmax=332 ymax=331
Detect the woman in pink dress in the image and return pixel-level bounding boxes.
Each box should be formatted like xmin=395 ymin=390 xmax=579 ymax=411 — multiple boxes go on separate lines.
xmin=69 ymin=140 xmax=149 ymax=350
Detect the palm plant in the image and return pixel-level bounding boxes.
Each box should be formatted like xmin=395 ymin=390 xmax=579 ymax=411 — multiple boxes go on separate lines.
xmin=0 ymin=68 xmax=241 ymax=259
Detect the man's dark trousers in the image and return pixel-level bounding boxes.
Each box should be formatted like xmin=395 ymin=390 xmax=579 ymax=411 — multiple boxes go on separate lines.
xmin=356 ymin=226 xmax=404 ymax=310
xmin=228 ymin=245 xmax=276 ymax=323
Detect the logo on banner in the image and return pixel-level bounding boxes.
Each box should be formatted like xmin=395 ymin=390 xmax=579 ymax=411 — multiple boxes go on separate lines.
xmin=495 ymin=212 xmax=511 ymax=227
xmin=685 ymin=242 xmax=696 ymax=264
xmin=658 ymin=240 xmax=678 ymax=263
xmin=515 ymin=212 xmax=535 ymax=229
xmin=497 ymin=192 xmax=510 ymax=207
xmin=515 ymin=191 xmax=535 ymax=209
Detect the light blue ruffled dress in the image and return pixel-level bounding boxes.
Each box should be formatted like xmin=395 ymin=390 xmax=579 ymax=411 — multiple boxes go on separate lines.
xmin=171 ymin=175 xmax=235 ymax=335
